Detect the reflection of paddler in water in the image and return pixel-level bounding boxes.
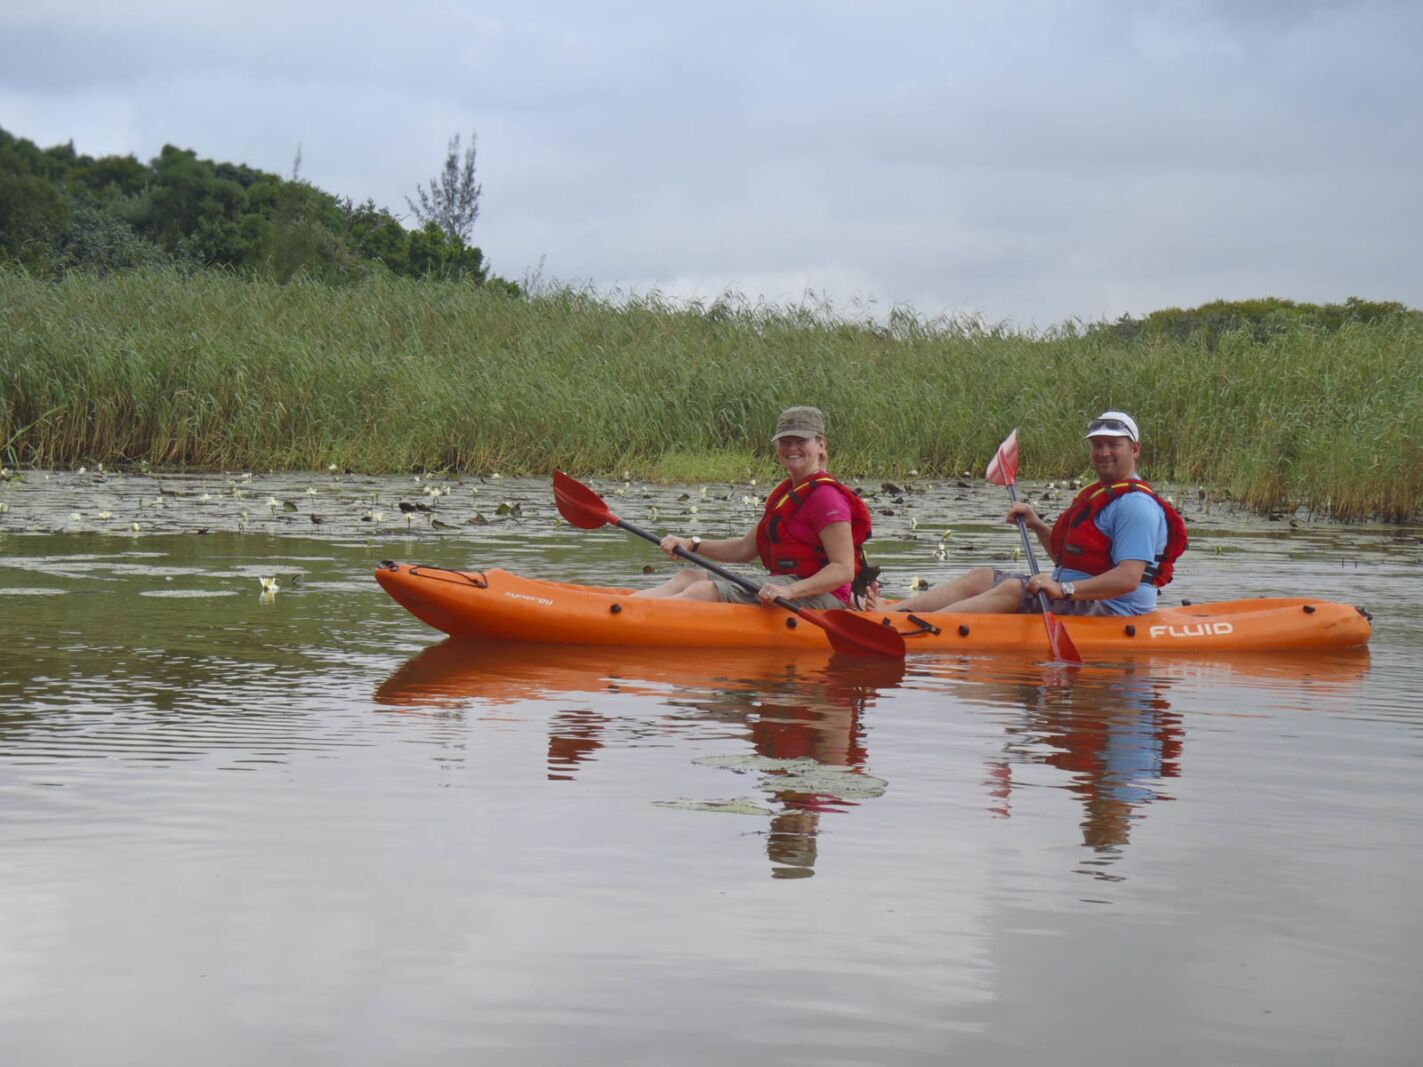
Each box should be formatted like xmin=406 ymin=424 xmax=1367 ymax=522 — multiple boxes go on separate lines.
xmin=968 ymin=648 xmax=1371 ymax=868
xmin=546 ymin=707 xmax=610 ymax=781
xmin=960 ymin=659 xmax=1184 ymax=862
xmin=374 ymin=638 xmax=901 ymax=880
xmin=671 ymin=654 xmax=901 ymax=880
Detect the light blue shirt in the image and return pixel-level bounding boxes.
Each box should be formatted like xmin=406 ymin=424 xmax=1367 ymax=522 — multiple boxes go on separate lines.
xmin=1055 ymin=491 xmax=1167 ymax=615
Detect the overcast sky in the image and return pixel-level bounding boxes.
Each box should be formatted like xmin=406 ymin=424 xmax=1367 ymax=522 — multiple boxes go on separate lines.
xmin=3 ymin=0 xmax=1419 ymax=327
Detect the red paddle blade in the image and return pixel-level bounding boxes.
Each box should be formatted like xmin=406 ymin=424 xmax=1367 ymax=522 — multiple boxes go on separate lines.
xmin=985 ymin=429 xmax=1020 ymax=487
xmin=802 ymin=608 xmax=907 ymax=660
xmin=552 ymin=470 xmax=617 ymax=530
xmin=1042 ymin=609 xmax=1084 ymax=665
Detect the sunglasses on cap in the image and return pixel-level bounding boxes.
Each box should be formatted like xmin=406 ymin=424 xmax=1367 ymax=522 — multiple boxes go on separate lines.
xmin=1086 ymin=417 xmax=1138 ymax=440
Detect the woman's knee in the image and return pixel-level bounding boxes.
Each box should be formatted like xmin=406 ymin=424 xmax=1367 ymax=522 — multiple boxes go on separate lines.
xmin=676 ymin=580 xmax=724 ymax=602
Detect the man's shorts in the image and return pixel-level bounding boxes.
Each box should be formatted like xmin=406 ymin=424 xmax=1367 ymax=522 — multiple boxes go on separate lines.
xmin=712 ymin=573 xmax=845 ymax=610
xmin=990 ymin=569 xmax=1112 ymax=617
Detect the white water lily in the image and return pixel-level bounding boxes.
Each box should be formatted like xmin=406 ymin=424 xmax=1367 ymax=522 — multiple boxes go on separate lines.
xmin=130 ymin=522 xmax=142 ymax=532
xmin=77 ymin=466 xmax=87 ymax=474
xmin=934 ymin=544 xmax=949 ymax=561
xmin=689 ymin=505 xmax=698 ymax=514
xmin=940 ymin=528 xmax=952 ymax=540
xmin=700 ymin=486 xmax=708 ymax=498
xmin=1012 ymin=547 xmax=1022 ymax=561
xmin=491 ymin=473 xmax=501 ymax=479
xmin=266 ymin=497 xmax=281 ymax=511
xmin=910 ymin=516 xmax=919 ymax=530
xmin=199 ymin=492 xmax=211 ymax=502
xmin=259 ymin=577 xmax=279 ymax=594
xmin=328 ymin=463 xmax=338 ymax=472
xmin=368 ymin=510 xmax=384 ymax=523
xmin=70 ymin=511 xmax=82 ymax=521
xmin=98 ymin=510 xmax=112 ymax=521
xmin=307 ymin=486 xmax=319 ymax=496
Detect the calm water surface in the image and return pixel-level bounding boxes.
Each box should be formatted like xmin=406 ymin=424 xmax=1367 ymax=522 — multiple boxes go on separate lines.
xmin=1 ymin=471 xmax=1421 ymax=1065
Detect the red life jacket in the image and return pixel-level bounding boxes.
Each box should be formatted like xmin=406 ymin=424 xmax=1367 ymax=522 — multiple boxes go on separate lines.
xmin=1048 ymin=478 xmax=1188 ymax=587
xmin=754 ymin=473 xmax=873 ymax=580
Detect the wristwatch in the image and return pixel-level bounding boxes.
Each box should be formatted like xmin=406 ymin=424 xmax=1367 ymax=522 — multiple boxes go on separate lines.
xmin=1060 ymin=581 xmax=1076 ymax=600
xmin=689 ymin=536 xmax=702 ymax=553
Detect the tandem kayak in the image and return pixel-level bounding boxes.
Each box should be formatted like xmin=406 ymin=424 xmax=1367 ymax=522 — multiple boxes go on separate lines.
xmin=374 ymin=562 xmax=1373 ymax=655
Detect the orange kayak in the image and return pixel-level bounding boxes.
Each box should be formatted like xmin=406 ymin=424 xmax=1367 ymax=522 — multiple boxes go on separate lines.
xmin=374 ymin=562 xmax=1373 ymax=655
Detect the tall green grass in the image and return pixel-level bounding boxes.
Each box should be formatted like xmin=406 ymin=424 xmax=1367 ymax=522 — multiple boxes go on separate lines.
xmin=2 ymin=268 xmax=1419 ymax=520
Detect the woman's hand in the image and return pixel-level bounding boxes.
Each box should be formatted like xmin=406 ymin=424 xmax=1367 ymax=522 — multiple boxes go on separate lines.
xmin=657 ymin=534 xmax=697 ymax=559
xmin=757 ymin=581 xmax=787 ymax=605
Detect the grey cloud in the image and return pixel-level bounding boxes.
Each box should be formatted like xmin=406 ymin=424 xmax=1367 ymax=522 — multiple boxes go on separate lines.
xmin=3 ymin=0 xmax=1419 ymax=325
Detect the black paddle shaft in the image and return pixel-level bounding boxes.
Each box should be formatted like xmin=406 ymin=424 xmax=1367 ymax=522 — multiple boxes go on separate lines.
xmin=1007 ymin=483 xmax=1058 ymax=614
xmin=613 ymin=515 xmax=803 ymax=611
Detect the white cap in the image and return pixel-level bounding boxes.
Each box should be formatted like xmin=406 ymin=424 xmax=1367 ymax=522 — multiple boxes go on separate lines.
xmin=1084 ymin=411 xmax=1140 ymax=442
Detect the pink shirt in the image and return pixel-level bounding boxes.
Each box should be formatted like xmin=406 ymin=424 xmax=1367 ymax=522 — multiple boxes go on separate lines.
xmin=783 ymin=482 xmax=855 ymax=603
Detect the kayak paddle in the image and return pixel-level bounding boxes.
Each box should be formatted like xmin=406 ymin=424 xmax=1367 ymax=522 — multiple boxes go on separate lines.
xmin=552 ymin=470 xmax=906 ymax=660
xmin=985 ymin=431 xmax=1084 ymax=665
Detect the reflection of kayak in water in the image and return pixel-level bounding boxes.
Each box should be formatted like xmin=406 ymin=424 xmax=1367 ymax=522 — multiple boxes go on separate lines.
xmin=374 ymin=638 xmax=906 ymax=708
xmin=375 ymin=637 xmax=1370 ymax=709
xmin=918 ymin=646 xmax=1373 ymax=691
xmin=374 ymin=562 xmax=1373 ymax=654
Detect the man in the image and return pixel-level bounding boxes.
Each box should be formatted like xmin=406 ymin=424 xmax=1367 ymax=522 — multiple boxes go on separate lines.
xmin=874 ymin=411 xmax=1187 ymax=616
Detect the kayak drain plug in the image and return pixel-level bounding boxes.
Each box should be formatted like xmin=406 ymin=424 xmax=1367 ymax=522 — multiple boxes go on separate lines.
xmin=1125 ymin=625 xmax=1137 ymax=636
xmin=1303 ymin=604 xmax=1316 ymax=614
xmin=958 ymin=625 xmax=970 ymax=637
xmin=786 ymin=617 xmax=797 ymax=628
xmin=610 ymin=603 xmax=622 ymax=614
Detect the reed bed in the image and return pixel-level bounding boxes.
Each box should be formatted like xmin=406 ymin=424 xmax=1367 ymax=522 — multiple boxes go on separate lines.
xmin=2 ymin=268 xmax=1419 ymax=521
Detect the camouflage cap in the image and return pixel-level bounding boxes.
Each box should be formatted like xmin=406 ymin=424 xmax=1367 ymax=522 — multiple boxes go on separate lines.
xmin=771 ymin=406 xmax=827 ymax=442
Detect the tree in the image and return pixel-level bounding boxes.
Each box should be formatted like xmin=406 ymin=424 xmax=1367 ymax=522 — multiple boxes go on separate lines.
xmin=406 ymin=132 xmax=481 ymax=242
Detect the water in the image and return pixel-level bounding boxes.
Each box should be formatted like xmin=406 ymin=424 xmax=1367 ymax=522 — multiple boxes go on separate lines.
xmin=2 ymin=471 xmax=1421 ymax=1065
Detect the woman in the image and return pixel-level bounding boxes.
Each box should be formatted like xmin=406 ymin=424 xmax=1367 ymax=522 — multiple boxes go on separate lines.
xmin=633 ymin=406 xmax=872 ymax=609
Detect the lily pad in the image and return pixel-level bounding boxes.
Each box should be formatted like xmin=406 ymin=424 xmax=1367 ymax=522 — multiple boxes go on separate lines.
xmin=652 ymin=797 xmax=773 ymax=815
